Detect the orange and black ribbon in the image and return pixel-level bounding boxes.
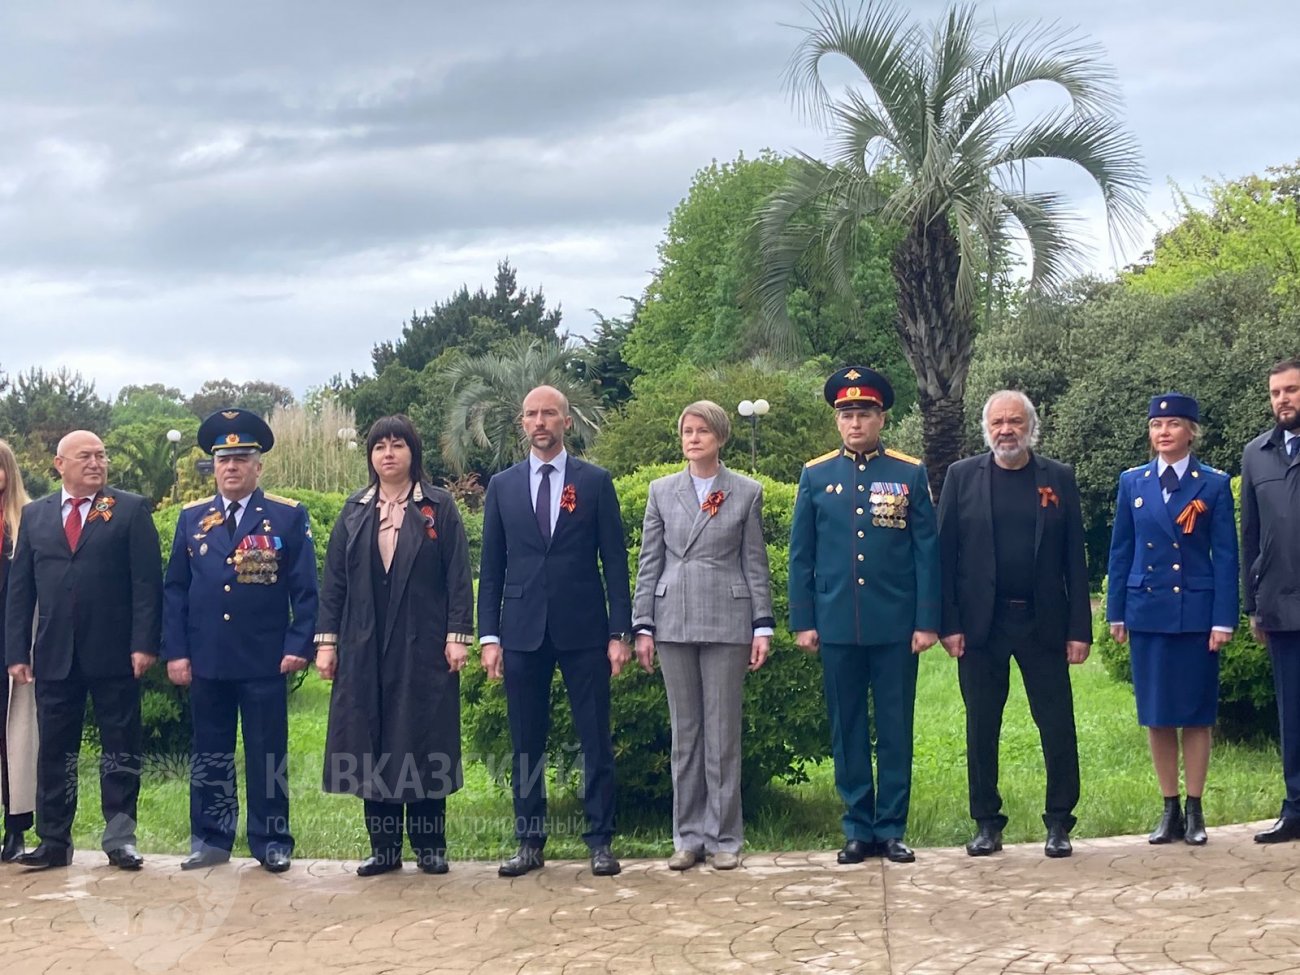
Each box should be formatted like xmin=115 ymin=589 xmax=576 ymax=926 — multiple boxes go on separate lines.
xmin=1038 ymin=486 xmax=1060 ymax=508
xmin=1175 ymin=498 xmax=1207 ymax=534
xmin=419 ymin=503 xmax=438 ymax=540
xmin=559 ymin=484 xmax=577 ymax=513
xmin=701 ymin=490 xmax=726 ymax=517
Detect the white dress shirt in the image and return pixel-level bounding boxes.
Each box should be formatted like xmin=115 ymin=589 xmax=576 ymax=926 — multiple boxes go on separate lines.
xmin=219 ymin=492 xmax=254 ymax=529
xmin=529 ymin=449 xmax=567 ymax=537
xmin=61 ymin=489 xmax=93 ymax=526
xmin=1157 ymin=455 xmax=1190 ymax=503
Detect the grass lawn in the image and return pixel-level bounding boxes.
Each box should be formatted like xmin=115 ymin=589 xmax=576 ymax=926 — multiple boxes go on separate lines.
xmin=70 ymin=650 xmax=1283 ymax=861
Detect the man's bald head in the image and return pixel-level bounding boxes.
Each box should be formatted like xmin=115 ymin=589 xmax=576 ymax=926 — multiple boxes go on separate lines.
xmin=521 ymin=385 xmax=572 ymax=461
xmin=54 ymin=430 xmax=109 ymax=497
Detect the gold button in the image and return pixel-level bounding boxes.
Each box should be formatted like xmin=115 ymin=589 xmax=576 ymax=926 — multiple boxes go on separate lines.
xmin=857 ymin=484 xmax=864 ymax=492
xmin=224 ymin=584 xmax=231 ymax=592
xmin=223 ymin=613 xmax=231 ymax=621
xmin=858 ymin=464 xmax=866 ymax=472
xmin=226 ymin=557 xmax=234 ymax=565
xmin=1173 ymin=542 xmax=1180 ymax=549
xmin=1146 ymin=542 xmax=1154 ymax=549
xmin=1146 ymin=587 xmax=1153 ymax=592
xmin=857 ymin=578 xmax=865 ymax=586
xmin=857 ymin=530 xmax=864 ymax=538
xmin=857 ymin=554 xmax=864 ymax=561
xmin=1173 ymin=586 xmax=1181 ymax=593
xmin=1172 ymin=563 xmax=1181 ymax=571
xmin=1146 ymin=565 xmax=1153 ymax=571
xmin=856 ymin=507 xmax=864 ymax=515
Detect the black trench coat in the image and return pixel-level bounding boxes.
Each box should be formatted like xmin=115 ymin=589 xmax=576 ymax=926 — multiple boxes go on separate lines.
xmin=318 ymin=481 xmax=473 ymax=802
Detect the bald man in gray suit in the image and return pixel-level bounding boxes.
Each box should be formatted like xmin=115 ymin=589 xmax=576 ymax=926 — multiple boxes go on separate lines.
xmin=633 ymin=400 xmax=773 ymax=870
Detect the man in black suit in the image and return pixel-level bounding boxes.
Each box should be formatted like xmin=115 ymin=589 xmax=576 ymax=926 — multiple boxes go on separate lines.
xmin=5 ymin=430 xmax=162 ymax=870
xmin=937 ymin=391 xmax=1090 ymax=858
xmin=478 ymin=385 xmax=632 ymax=877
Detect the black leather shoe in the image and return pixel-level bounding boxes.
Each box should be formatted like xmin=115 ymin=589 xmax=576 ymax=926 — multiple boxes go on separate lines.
xmin=1184 ymin=797 xmax=1207 ymax=846
xmin=882 ymin=838 xmax=915 ymax=863
xmin=1 ymin=831 xmax=25 ymax=862
xmin=1044 ymin=823 xmax=1072 ymax=858
xmin=262 ymin=849 xmax=292 ymax=873
xmin=106 ymin=844 xmax=144 ymax=870
xmin=16 ymin=843 xmax=73 ymax=870
xmin=965 ymin=824 xmax=1003 ymax=857
xmin=1254 ymin=817 xmax=1300 ymax=843
xmin=356 ymin=855 xmax=402 ymax=877
xmin=498 ymin=845 xmax=544 ymax=877
xmin=180 ymin=848 xmax=231 ymax=871
xmin=590 ymin=845 xmax=621 ymax=876
xmin=1149 ymin=797 xmax=1185 ymax=844
xmin=836 ymin=838 xmax=874 ymax=863
xmin=418 ymin=853 xmax=449 ymax=875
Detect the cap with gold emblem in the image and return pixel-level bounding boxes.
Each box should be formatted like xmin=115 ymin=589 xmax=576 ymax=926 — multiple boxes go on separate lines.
xmin=1147 ymin=392 xmax=1198 ymax=422
xmin=823 ymin=366 xmax=894 ymax=411
xmin=197 ymin=407 xmax=276 ymax=456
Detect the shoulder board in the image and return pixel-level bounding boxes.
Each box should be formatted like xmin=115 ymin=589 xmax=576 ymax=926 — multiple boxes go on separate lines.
xmin=183 ymin=496 xmax=216 ymax=510
xmin=805 ymin=449 xmax=840 ymax=468
xmin=262 ymin=492 xmax=301 ymax=507
xmin=884 ymin=448 xmax=920 ymax=465
xmin=1123 ymin=464 xmax=1145 ymax=474
xmin=1201 ymin=464 xmax=1225 ymax=476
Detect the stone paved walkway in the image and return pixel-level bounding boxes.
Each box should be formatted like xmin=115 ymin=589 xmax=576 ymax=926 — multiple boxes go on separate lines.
xmin=3 ymin=822 xmax=1299 ymax=975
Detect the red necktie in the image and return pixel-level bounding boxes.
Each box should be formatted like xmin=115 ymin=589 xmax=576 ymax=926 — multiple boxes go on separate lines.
xmin=65 ymin=497 xmax=87 ymax=550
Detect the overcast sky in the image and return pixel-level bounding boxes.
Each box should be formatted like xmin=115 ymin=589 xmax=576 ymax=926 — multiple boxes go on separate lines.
xmin=1 ymin=0 xmax=1295 ymax=399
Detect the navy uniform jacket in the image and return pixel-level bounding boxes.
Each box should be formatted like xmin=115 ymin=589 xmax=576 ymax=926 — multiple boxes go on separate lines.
xmin=162 ymin=488 xmax=319 ymax=680
xmin=478 ymin=454 xmax=632 ymax=652
xmin=789 ymin=445 xmax=941 ymax=645
xmin=1105 ymin=457 xmax=1239 ymax=633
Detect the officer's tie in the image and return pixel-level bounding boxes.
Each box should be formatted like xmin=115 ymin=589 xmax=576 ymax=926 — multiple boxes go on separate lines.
xmin=1159 ymin=466 xmax=1180 ymax=495
xmin=536 ymin=463 xmax=553 ymax=545
xmin=225 ymin=500 xmax=241 ymax=539
xmin=1289 ymin=438 xmax=1299 ymax=460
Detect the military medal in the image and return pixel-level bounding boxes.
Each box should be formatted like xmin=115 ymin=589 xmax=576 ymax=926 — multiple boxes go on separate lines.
xmin=199 ymin=542 xmax=208 ymax=555
xmin=234 ymin=533 xmax=283 ymax=585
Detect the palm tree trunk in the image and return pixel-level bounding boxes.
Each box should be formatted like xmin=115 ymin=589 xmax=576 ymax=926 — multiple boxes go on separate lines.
xmin=891 ymin=215 xmax=974 ymax=501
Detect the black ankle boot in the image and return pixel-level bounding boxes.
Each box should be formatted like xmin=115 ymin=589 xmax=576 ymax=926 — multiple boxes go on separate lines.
xmin=1149 ymin=796 xmax=1185 ymax=844
xmin=1184 ymin=796 xmax=1207 ymax=845
xmin=0 ymin=831 xmax=24 ymax=862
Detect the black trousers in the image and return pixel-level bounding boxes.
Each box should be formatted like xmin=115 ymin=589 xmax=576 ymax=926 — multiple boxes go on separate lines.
xmin=503 ymin=639 xmax=615 ymax=848
xmin=957 ymin=604 xmax=1080 ymax=830
xmin=1265 ymin=630 xmax=1300 ymax=820
xmin=34 ymin=673 xmax=141 ymax=851
xmin=362 ymin=797 xmax=447 ymax=864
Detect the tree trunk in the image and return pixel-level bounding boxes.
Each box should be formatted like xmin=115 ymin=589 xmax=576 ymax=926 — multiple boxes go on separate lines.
xmin=891 ymin=213 xmax=974 ymax=501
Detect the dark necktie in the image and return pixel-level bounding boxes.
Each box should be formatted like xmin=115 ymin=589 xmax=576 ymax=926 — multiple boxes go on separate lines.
xmin=1159 ymin=466 xmax=1180 ymax=495
xmin=536 ymin=464 xmax=554 ymax=545
xmin=1289 ymin=438 xmax=1299 ymax=460
xmin=65 ymin=497 xmax=87 ymax=550
xmin=225 ymin=500 xmax=241 ymax=538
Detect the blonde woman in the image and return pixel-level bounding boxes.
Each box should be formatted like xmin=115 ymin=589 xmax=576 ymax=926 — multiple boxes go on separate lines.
xmin=1106 ymin=393 xmax=1239 ymax=846
xmin=632 ymin=401 xmax=773 ymax=870
xmin=0 ymin=440 xmax=36 ymax=861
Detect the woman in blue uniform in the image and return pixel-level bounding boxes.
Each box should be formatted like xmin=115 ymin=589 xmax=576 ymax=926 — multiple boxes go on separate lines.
xmin=1106 ymin=393 xmax=1239 ymax=845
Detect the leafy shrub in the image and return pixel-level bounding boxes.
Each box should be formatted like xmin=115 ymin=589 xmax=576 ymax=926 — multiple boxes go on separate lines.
xmin=462 ymin=463 xmax=830 ymax=809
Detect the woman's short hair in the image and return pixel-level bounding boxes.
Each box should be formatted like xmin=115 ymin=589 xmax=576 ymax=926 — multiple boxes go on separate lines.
xmin=365 ymin=414 xmax=426 ymax=485
xmin=677 ymin=400 xmax=731 ymax=446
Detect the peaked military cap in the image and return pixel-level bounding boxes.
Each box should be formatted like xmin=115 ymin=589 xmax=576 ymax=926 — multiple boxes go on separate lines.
xmin=824 ymin=366 xmax=894 ymax=411
xmin=198 ymin=407 xmax=275 ymax=456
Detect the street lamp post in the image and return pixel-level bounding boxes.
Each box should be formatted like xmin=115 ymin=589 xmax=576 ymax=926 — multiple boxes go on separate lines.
xmin=736 ymin=398 xmax=770 ymax=472
xmin=166 ymin=429 xmax=182 ymax=503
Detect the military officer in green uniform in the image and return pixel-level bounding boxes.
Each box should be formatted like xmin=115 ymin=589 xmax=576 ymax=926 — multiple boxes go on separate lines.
xmin=789 ymin=366 xmax=941 ymax=864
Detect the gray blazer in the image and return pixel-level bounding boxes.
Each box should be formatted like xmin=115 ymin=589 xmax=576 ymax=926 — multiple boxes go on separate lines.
xmin=1241 ymin=424 xmax=1300 ymax=631
xmin=633 ymin=466 xmax=774 ymax=645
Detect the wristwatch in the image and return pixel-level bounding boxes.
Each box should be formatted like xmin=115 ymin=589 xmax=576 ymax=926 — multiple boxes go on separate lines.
xmin=612 ymin=632 xmax=632 ymax=644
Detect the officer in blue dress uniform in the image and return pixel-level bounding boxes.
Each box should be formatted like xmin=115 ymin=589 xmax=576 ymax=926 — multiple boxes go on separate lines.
xmin=162 ymin=409 xmax=319 ymax=872
xmin=1106 ymin=392 xmax=1238 ymax=846
xmin=789 ymin=366 xmax=941 ymax=864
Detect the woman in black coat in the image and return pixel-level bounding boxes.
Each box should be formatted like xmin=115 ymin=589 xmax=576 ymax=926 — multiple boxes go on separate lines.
xmin=315 ymin=415 xmax=474 ymax=876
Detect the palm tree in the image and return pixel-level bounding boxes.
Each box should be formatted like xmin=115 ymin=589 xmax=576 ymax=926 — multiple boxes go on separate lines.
xmin=754 ymin=0 xmax=1145 ymax=495
xmin=439 ymin=336 xmax=604 ymax=474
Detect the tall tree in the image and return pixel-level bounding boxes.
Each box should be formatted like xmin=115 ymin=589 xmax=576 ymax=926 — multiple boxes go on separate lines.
xmin=574 ymin=306 xmax=642 ymax=409
xmin=754 ymin=0 xmax=1144 ymax=495
xmin=187 ymin=379 xmax=295 ymax=420
xmin=1 ymin=367 xmax=112 ymax=454
xmin=439 ymin=337 xmax=602 ymax=475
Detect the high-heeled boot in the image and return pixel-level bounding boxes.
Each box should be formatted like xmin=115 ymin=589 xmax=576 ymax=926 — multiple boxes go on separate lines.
xmin=1148 ymin=796 xmax=1185 ymax=844
xmin=1184 ymin=796 xmax=1207 ymax=845
xmin=0 ymin=830 xmax=25 ymax=862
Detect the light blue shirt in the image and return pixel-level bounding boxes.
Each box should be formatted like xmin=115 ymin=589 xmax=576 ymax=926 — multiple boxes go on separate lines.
xmin=529 ymin=449 xmax=567 ymax=536
xmin=1156 ymin=455 xmax=1190 ymax=503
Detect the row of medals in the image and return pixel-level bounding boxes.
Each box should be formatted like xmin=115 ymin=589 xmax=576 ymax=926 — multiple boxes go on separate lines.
xmin=234 ymin=547 xmax=279 ymax=585
xmin=870 ymin=492 xmax=908 ymax=530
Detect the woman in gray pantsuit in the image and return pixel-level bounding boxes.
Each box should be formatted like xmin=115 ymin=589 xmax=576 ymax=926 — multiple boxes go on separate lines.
xmin=633 ymin=400 xmax=773 ymax=870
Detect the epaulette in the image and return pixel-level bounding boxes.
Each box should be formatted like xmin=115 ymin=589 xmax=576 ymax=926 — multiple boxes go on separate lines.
xmin=1200 ymin=463 xmax=1225 ymax=476
xmin=183 ymin=496 xmax=216 ymax=510
xmin=1124 ymin=464 xmax=1145 ymax=473
xmin=262 ymin=492 xmax=301 ymax=507
xmin=884 ymin=448 xmax=921 ymax=465
xmin=805 ymin=449 xmax=840 ymax=468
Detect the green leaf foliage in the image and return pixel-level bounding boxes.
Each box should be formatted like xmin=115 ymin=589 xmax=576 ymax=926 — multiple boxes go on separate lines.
xmin=463 ymin=464 xmax=830 ymax=809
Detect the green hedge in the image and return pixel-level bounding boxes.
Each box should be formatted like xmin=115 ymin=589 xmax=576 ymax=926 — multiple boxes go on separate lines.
xmin=462 ymin=463 xmax=829 ymax=809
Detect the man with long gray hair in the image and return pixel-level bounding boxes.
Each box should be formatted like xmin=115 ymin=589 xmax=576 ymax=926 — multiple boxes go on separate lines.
xmin=937 ymin=391 xmax=1091 ymax=857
